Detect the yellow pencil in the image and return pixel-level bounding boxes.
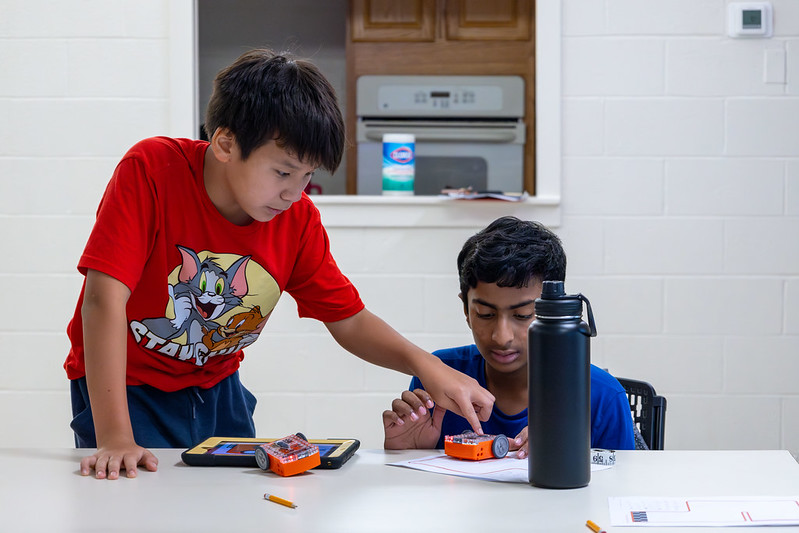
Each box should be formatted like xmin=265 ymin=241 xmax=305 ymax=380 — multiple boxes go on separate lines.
xmin=586 ymin=519 xmax=606 ymax=533
xmin=264 ymin=493 xmax=297 ymax=509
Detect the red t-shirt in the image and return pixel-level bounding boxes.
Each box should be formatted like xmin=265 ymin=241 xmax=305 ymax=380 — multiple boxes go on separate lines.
xmin=64 ymin=137 xmax=364 ymax=391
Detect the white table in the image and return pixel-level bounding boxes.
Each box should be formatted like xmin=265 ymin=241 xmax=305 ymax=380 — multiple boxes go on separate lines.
xmin=1 ymin=448 xmax=798 ymax=532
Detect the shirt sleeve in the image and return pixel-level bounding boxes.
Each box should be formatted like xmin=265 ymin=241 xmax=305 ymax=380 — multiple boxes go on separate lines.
xmin=592 ymin=388 xmax=636 ymax=450
xmin=78 ymin=155 xmax=158 ymax=291
xmin=284 ymin=199 xmax=364 ymax=322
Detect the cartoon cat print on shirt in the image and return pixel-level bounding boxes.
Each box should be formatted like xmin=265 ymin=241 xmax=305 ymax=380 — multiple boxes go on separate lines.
xmin=130 ymin=245 xmax=278 ymax=367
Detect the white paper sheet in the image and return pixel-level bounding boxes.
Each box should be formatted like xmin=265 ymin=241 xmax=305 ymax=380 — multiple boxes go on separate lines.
xmin=388 ymin=451 xmax=611 ymax=483
xmin=608 ymin=496 xmax=799 ymax=527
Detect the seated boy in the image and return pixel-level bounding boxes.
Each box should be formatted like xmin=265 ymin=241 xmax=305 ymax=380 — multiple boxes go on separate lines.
xmin=382 ymin=216 xmax=635 ymax=455
xmin=64 ymin=49 xmax=494 ymax=480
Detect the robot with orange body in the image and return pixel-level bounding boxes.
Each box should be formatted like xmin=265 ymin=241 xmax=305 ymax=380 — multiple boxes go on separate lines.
xmin=444 ymin=431 xmax=510 ymax=460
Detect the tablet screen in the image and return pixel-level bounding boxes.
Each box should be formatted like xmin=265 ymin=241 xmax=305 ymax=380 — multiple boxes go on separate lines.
xmin=206 ymin=441 xmax=259 ymax=456
xmin=317 ymin=444 xmax=337 ymax=456
xmin=204 ymin=440 xmax=337 ymax=458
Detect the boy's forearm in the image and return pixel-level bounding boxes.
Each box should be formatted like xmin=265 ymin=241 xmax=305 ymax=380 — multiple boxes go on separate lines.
xmin=84 ymin=345 xmax=135 ymax=446
xmin=325 ymin=309 xmax=432 ymax=376
xmin=82 ymin=271 xmax=136 ymax=446
xmin=329 ymin=308 xmax=494 ymax=432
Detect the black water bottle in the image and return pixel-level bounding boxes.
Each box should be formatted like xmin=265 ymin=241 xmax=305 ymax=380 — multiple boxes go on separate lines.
xmin=528 ymin=280 xmax=597 ymax=489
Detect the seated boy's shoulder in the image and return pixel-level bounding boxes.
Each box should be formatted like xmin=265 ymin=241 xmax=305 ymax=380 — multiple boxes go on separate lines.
xmin=432 ymin=345 xmax=481 ymax=370
xmin=589 ymin=365 xmax=626 ymax=393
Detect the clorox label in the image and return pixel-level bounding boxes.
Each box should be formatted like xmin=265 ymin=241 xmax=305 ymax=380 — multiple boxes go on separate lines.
xmin=390 ymin=146 xmax=414 ymax=164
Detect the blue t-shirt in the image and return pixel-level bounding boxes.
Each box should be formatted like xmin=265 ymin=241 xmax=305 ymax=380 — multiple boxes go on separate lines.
xmin=409 ymin=344 xmax=635 ymax=450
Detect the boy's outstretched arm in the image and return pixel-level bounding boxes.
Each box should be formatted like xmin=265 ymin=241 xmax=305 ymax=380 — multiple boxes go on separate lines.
xmin=325 ymin=309 xmax=495 ymax=434
xmin=80 ymin=269 xmax=158 ymax=479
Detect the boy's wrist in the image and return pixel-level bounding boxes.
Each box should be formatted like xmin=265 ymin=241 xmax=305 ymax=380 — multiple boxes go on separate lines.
xmin=96 ymin=432 xmax=138 ymax=450
xmin=408 ymin=350 xmax=443 ymax=382
xmin=93 ymin=419 xmax=136 ymax=449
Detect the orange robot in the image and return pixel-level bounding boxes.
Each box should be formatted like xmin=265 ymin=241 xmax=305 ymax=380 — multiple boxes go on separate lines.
xmin=444 ymin=431 xmax=510 ymax=461
xmin=254 ymin=433 xmax=320 ymax=476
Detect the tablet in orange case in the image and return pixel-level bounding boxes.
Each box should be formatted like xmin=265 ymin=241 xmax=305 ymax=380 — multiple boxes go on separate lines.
xmin=181 ymin=435 xmax=360 ymax=469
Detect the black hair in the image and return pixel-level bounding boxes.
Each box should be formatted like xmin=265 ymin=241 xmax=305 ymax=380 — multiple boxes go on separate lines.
xmin=204 ymin=49 xmax=344 ymax=172
xmin=457 ymin=216 xmax=566 ymax=308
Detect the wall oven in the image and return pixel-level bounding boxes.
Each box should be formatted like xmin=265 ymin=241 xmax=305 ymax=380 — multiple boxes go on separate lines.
xmin=355 ymin=75 xmax=525 ymax=195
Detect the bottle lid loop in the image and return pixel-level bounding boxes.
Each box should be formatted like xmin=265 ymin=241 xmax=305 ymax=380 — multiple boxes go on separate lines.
xmin=577 ymin=293 xmax=597 ymax=338
xmin=535 ymin=281 xmax=597 ymax=337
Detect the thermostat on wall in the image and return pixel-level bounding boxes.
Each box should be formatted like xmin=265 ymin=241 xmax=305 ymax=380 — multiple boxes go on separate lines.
xmin=728 ymin=2 xmax=773 ymax=38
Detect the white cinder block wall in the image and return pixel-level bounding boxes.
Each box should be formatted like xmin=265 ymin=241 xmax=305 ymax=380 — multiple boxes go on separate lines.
xmin=1 ymin=0 xmax=797 ymax=454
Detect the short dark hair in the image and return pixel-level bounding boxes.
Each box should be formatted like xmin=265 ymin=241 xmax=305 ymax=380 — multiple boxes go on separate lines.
xmin=204 ymin=49 xmax=344 ymax=172
xmin=457 ymin=216 xmax=566 ymax=305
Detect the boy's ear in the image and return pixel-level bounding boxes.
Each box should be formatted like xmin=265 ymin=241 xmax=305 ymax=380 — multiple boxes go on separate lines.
xmin=459 ymin=292 xmax=472 ymax=329
xmin=210 ymin=127 xmax=236 ymax=163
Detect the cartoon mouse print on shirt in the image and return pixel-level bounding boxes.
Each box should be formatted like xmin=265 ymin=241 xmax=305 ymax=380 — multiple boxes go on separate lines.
xmin=130 ymin=245 xmax=280 ymax=366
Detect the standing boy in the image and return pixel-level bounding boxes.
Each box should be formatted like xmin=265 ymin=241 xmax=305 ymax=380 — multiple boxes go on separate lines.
xmin=64 ymin=49 xmax=494 ymax=480
xmin=382 ymin=216 xmax=635 ymax=455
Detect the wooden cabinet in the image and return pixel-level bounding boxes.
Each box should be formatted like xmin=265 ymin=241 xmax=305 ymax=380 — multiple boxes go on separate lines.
xmin=351 ymin=0 xmax=531 ymax=42
xmin=350 ymin=0 xmax=436 ymax=41
xmin=446 ymin=0 xmax=532 ymax=41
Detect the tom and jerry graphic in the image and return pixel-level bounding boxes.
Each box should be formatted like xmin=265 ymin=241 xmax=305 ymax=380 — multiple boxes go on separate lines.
xmin=130 ymin=245 xmax=280 ymax=366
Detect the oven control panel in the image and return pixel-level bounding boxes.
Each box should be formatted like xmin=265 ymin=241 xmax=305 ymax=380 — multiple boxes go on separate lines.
xmin=357 ymin=75 xmax=524 ymax=118
xmin=379 ymin=84 xmax=502 ymax=112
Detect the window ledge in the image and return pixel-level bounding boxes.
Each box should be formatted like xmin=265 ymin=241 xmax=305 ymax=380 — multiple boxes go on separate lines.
xmin=311 ymin=195 xmax=561 ymax=228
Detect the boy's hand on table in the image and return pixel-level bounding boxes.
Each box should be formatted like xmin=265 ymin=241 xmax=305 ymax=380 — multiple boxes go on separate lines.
xmin=383 ymin=389 xmax=444 ymax=449
xmin=510 ymin=426 xmax=529 ymax=459
xmin=80 ymin=441 xmax=158 ymax=480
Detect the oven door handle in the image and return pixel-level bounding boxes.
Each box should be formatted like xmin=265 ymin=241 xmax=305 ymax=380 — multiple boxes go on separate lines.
xmin=363 ymin=128 xmax=519 ymax=143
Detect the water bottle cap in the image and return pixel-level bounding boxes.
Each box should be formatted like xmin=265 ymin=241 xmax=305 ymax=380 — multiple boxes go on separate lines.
xmin=535 ymin=281 xmax=598 ymax=337
xmin=535 ymin=281 xmax=582 ymax=317
xmin=540 ymin=280 xmax=566 ymax=299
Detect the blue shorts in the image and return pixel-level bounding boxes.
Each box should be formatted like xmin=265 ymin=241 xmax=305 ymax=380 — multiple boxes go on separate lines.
xmin=70 ymin=371 xmax=257 ymax=448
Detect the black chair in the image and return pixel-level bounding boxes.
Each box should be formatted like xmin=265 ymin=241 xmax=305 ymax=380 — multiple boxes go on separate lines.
xmin=616 ymin=377 xmax=667 ymax=450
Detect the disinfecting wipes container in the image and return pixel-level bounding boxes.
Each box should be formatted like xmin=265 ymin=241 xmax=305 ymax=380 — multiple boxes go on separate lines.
xmin=382 ymin=133 xmax=415 ymax=195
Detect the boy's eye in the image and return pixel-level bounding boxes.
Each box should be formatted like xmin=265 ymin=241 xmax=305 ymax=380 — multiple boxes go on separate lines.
xmin=276 ymin=170 xmax=291 ymax=178
xmin=476 ymin=312 xmax=494 ymax=319
xmin=515 ymin=313 xmax=534 ymax=320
